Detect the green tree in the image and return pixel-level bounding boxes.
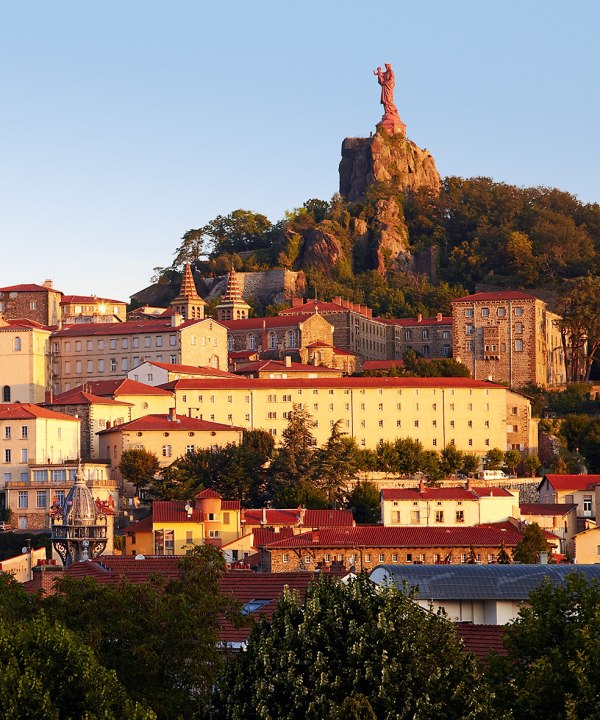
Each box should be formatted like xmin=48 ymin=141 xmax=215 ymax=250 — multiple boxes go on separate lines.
xmin=461 ymin=453 xmax=480 ymax=478
xmin=485 ymin=447 xmax=505 ymax=470
xmin=44 ymin=546 xmax=239 ymax=720
xmin=394 ymin=437 xmax=426 ymax=476
xmin=488 ymin=573 xmax=600 ymax=720
xmin=0 ymin=617 xmax=155 ymax=720
xmin=346 ymin=480 xmax=380 ymax=524
xmin=504 ymin=449 xmax=522 ymax=476
xmin=119 ymin=448 xmax=160 ymax=495
xmin=512 ymin=522 xmax=551 ymax=564
xmin=496 ymin=542 xmax=512 ymax=564
xmin=313 ymin=421 xmax=361 ymax=506
xmin=440 ymin=443 xmax=464 ymax=478
xmin=268 ymin=405 xmax=319 ymax=505
xmin=555 ymin=276 xmax=600 ymax=382
xmin=214 ymin=574 xmax=494 ymax=720
xmin=523 ymin=453 xmax=541 ymax=478
xmin=205 ymin=209 xmax=273 ymax=257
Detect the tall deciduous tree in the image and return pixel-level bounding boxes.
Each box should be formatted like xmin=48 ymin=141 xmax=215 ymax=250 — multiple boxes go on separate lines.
xmin=346 ymin=480 xmax=381 ymax=524
xmin=555 ymin=275 xmax=600 ymax=381
xmin=488 ymin=573 xmax=600 ymax=720
xmin=119 ymin=448 xmax=160 ymax=495
xmin=512 ymin=522 xmax=550 ymax=564
xmin=214 ymin=574 xmax=494 ymax=720
xmin=0 ymin=617 xmax=155 ymax=719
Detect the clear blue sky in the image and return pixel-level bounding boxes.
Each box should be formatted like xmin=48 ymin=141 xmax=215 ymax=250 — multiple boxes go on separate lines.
xmin=1 ymin=1 xmax=599 ymax=302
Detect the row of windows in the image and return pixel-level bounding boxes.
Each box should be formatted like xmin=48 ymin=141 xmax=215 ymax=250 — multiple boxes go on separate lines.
xmin=63 ymin=355 xmax=178 ymax=374
xmin=280 ymin=551 xmax=495 ymax=564
xmin=17 ymin=490 xmax=50 ymax=509
xmin=3 ymin=426 xmax=29 ymax=440
xmin=61 ymin=335 xmax=177 ymax=352
xmin=465 ymin=306 xmax=524 ymax=318
xmin=390 ymin=509 xmax=466 ymax=524
xmin=401 ymin=329 xmax=452 ymax=341
xmin=465 ymin=339 xmax=525 ymax=352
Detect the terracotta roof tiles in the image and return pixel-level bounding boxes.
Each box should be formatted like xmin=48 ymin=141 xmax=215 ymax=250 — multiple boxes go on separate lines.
xmin=98 ymin=413 xmax=242 ymax=434
xmin=542 ymin=474 xmax=600 ymax=492
xmin=382 ymin=486 xmax=513 ymax=501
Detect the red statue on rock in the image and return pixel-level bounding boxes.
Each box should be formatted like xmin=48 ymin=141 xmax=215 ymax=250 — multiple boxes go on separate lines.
xmin=374 ymin=63 xmax=406 ymax=136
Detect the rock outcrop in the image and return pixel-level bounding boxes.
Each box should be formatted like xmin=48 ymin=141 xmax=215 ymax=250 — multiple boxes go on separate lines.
xmin=337 ymin=130 xmax=441 ymax=273
xmin=339 ymin=131 xmax=441 ymax=202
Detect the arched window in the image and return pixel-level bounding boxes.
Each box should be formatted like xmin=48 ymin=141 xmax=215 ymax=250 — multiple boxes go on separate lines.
xmin=268 ymin=331 xmax=277 ymax=350
xmin=13 ymin=337 xmax=21 ymax=351
xmin=210 ymin=355 xmax=219 ymax=369
xmin=247 ymin=334 xmax=256 ymax=350
xmin=2 ymin=386 xmax=10 ymax=402
xmin=287 ymin=330 xmax=296 ymax=348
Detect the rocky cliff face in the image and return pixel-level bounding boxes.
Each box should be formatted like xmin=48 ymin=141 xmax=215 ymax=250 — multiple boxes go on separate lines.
xmin=337 ymin=131 xmax=441 ymax=273
xmin=339 ymin=132 xmax=441 ymax=202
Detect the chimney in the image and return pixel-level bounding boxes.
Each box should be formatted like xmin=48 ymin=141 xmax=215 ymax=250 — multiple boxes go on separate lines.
xmin=168 ymin=407 xmax=177 ymax=422
xmin=436 ymin=312 xmax=442 ymax=321
xmin=419 ymin=479 xmax=425 ymax=493
xmin=43 ymin=279 xmax=53 ymax=289
xmin=292 ymin=297 xmax=303 ymax=307
xmin=284 ymin=355 xmax=292 ymax=368
xmin=261 ymin=507 xmax=267 ymax=525
xmin=297 ymin=506 xmax=306 ymax=526
xmin=417 ymin=313 xmax=422 ymax=322
xmin=333 ymin=296 xmax=342 ymax=305
xmin=466 ymin=477 xmax=472 ymax=491
xmin=312 ymin=531 xmax=319 ymax=543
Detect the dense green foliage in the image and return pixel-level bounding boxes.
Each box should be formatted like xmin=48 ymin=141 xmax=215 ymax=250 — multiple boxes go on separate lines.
xmin=0 ymin=617 xmax=155 ymax=720
xmin=0 ymin=547 xmax=240 ymax=720
xmin=119 ymin=448 xmax=161 ymax=494
xmin=489 ymin=573 xmax=600 ymax=719
xmin=214 ymin=574 xmax=494 ymax=720
xmin=512 ymin=523 xmax=551 ymax=564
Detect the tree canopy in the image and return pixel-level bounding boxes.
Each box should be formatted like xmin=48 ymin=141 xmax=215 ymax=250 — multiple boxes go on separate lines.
xmin=214 ymin=574 xmax=494 ymax=720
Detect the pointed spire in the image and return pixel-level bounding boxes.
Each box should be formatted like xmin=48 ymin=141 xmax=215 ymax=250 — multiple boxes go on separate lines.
xmin=223 ymin=266 xmax=243 ymax=303
xmin=178 ymin=263 xmax=201 ymax=300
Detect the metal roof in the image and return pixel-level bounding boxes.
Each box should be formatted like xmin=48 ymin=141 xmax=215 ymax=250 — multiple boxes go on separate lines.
xmin=369 ymin=564 xmax=600 ymax=601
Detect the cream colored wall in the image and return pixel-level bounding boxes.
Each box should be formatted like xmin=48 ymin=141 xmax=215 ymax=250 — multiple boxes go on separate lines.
xmin=90 ymin=404 xmax=132 ymax=458
xmin=153 ymin=510 xmax=241 ymax=556
xmin=179 ymin=320 xmax=228 ymax=370
xmin=382 ymin=492 xmax=518 ymax=527
xmin=113 ymin=394 xmax=172 ymax=420
xmin=574 ymin=527 xmax=600 ymax=563
xmin=0 ymin=327 xmax=50 ymax=403
xmin=0 ymin=416 xmax=79 ymax=490
xmin=176 ymin=383 xmax=510 ymax=453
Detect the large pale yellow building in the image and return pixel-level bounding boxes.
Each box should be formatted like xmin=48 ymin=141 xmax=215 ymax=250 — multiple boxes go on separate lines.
xmin=163 ymin=376 xmax=534 ymax=454
xmin=0 ymin=318 xmax=51 ymax=404
xmin=50 ymin=315 xmax=228 ymax=394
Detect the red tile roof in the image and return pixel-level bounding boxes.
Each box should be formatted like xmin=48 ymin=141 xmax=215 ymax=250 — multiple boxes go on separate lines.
xmin=161 ymin=376 xmax=503 ymax=392
xmin=83 ymin=379 xmax=173 ymax=397
xmin=153 ymin=498 xmax=241 ymax=523
xmin=453 ymin=291 xmax=537 ymax=303
xmin=520 ymin=503 xmax=578 ymax=516
xmin=1 ymin=318 xmax=51 ymax=330
xmin=221 ymin=317 xmax=309 ymax=330
xmin=0 ymin=403 xmax=79 ymax=422
xmin=455 ymin=624 xmax=507 ymax=660
xmin=279 ymin=300 xmax=364 ymax=315
xmin=98 ymin=413 xmax=242 ymax=434
xmin=52 ymin=317 xmax=212 ymax=337
xmin=196 ymin=488 xmax=222 ymax=499
xmin=242 ymin=508 xmax=355 ymax=528
xmin=235 ymin=360 xmax=336 ymax=374
xmin=304 ymin=340 xmax=356 ymax=356
xmin=229 ymin=351 xmax=259 ymax=359
xmin=0 ymin=283 xmax=62 ymax=293
xmin=123 ymin=514 xmax=154 ymax=534
xmin=259 ymin=526 xmax=523 ymax=549
xmin=382 ymin=486 xmax=514 ymax=501
xmin=147 ymin=361 xmax=237 ymax=378
xmin=542 ymin=474 xmax=600 ymax=492
xmin=61 ymin=294 xmax=125 ymax=305
xmin=45 ymin=389 xmax=132 ymax=407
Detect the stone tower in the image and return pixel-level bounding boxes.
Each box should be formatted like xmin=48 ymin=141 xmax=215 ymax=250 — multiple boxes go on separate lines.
xmin=51 ymin=464 xmax=108 ymax=566
xmin=216 ymin=267 xmax=251 ymax=321
xmin=169 ymin=263 xmax=206 ymax=320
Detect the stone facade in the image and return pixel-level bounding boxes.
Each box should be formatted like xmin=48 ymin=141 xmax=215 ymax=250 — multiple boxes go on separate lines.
xmin=0 ymin=282 xmax=62 ymax=326
xmin=452 ymin=291 xmax=566 ymax=388
xmin=382 ymin=314 xmax=452 ymax=359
